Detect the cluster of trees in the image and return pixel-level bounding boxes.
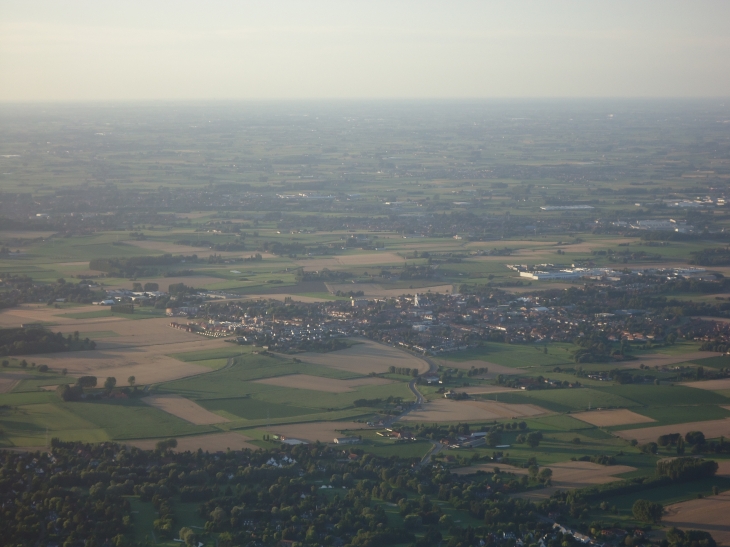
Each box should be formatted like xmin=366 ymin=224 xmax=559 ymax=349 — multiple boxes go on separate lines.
xmin=388 ymin=366 xmax=419 ymax=377
xmin=335 ymin=290 xmax=366 ymax=297
xmin=294 ymin=338 xmax=351 ymax=353
xmin=0 ymin=327 xmax=95 ymax=356
xmin=399 ymin=264 xmax=437 ymax=280
xmin=632 ymin=499 xmax=663 ymax=523
xmin=56 ymin=375 xmax=137 ymax=401
xmin=0 ymin=275 xmax=97 ymax=309
xmin=574 ymin=454 xmax=616 ymax=466
xmin=256 ymin=240 xmax=307 ymax=256
xmin=89 ymin=254 xmax=199 ymax=277
xmin=666 ymin=528 xmax=717 ymax=547
xmin=655 ymin=430 xmax=730 ymax=455
xmin=656 ymin=457 xmax=718 ymax=481
xmin=131 ymin=282 xmax=159 ymax=292
xmin=689 ymin=247 xmax=730 ymax=266
xmin=0 ymin=437 xmax=557 ymax=547
xmin=515 ymin=431 xmax=543 ymax=448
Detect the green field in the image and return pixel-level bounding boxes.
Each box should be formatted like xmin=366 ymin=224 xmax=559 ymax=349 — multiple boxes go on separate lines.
xmin=440 ymin=342 xmax=575 ymax=368
xmin=169 ymin=346 xmax=249 ymax=362
xmin=61 ymin=399 xmax=214 ymax=440
xmin=200 ymin=397 xmax=321 ymax=420
xmin=486 ymin=387 xmax=639 ymax=413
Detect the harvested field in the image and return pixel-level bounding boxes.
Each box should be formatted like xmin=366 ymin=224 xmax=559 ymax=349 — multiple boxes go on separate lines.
xmin=663 ymin=490 xmax=730 ymax=546
xmin=615 ymin=418 xmax=730 ymax=444
xmin=267 ymin=421 xmax=371 ymax=443
xmin=0 ymin=310 xmax=235 ymax=385
xmin=402 ymin=399 xmax=547 ymax=423
xmin=682 ymin=378 xmax=730 ymax=391
xmin=437 ymin=359 xmax=523 ymax=378
xmin=571 ymin=409 xmax=656 ymax=427
xmin=254 ymin=374 xmax=393 ymax=393
xmin=129 ymin=432 xmax=258 ymax=452
xmin=454 ymin=460 xmax=637 ymax=500
xmin=143 ymin=394 xmax=229 ymax=425
xmin=297 ymin=339 xmax=429 ymax=375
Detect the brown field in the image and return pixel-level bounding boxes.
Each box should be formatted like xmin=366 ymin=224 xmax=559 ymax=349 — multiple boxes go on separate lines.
xmin=615 ymin=418 xmax=730 ymax=444
xmin=663 ymin=490 xmax=730 ymax=545
xmin=571 ymin=409 xmax=656 ymax=427
xmin=326 ymin=283 xmax=454 ymax=298
xmin=296 ymin=339 xmax=430 ymax=375
xmin=143 ymin=394 xmax=229 ymax=425
xmin=402 ymin=399 xmax=547 ymax=423
xmin=129 ymin=432 xmax=259 ymax=452
xmin=437 ymin=359 xmax=523 ymax=379
xmin=0 ymin=306 xmax=233 ymax=384
xmin=454 ymin=460 xmax=637 ymax=500
xmin=266 ymin=421 xmax=371 ymax=443
xmin=682 ymin=378 xmax=730 ymax=391
xmin=254 ymin=374 xmax=393 ymax=393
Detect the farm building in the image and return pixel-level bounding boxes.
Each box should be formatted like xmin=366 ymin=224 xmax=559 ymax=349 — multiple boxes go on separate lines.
xmin=333 ymin=437 xmax=360 ymax=444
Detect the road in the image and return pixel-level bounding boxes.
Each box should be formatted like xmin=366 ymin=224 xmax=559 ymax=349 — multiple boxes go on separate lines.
xmin=397 ymin=352 xmax=445 ymax=467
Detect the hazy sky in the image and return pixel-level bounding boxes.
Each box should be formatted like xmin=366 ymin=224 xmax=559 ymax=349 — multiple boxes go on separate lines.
xmin=1 ymin=0 xmax=729 ymax=101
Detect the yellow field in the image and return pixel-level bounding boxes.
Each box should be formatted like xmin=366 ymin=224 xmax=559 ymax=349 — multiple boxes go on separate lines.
xmin=143 ymin=394 xmax=229 ymax=425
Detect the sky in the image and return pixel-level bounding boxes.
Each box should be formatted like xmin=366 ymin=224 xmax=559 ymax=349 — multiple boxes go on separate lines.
xmin=1 ymin=0 xmax=729 ymax=102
